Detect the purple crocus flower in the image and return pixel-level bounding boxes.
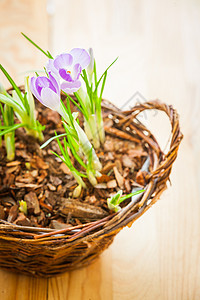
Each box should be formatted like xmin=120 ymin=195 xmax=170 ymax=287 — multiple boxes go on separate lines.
xmin=30 ymin=72 xmax=60 ymax=111
xmin=46 ymin=48 xmax=90 ymax=93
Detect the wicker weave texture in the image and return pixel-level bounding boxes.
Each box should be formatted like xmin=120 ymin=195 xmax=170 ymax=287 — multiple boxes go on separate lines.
xmin=0 ymin=100 xmax=183 ymax=277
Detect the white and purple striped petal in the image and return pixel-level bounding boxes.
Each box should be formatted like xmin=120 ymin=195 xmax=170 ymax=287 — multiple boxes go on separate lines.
xmin=30 ymin=73 xmax=61 ymax=111
xmin=70 ymin=48 xmax=90 ymax=69
xmin=61 ymin=80 xmax=81 ymax=93
xmin=41 ymin=87 xmax=60 ymax=110
xmin=54 ymin=53 xmax=73 ymax=70
xmin=46 ymin=48 xmax=90 ymax=94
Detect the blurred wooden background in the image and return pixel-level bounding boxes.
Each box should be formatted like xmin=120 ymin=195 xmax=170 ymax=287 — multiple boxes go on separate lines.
xmin=0 ymin=0 xmax=200 ymax=299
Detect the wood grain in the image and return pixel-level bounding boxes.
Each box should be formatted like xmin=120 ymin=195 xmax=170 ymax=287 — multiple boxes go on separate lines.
xmin=0 ymin=0 xmax=200 ymax=299
xmin=0 ymin=0 xmax=48 ymax=88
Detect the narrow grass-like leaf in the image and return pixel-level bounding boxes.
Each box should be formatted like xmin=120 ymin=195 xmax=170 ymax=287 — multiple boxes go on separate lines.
xmin=72 ymin=92 xmax=89 ymax=120
xmin=0 ymin=123 xmax=25 ymax=137
xmin=40 ymin=133 xmax=68 ymax=149
xmin=21 ymin=33 xmax=53 ymax=59
xmin=118 ymin=189 xmax=145 ymax=205
xmin=68 ymin=138 xmax=87 ymax=169
xmin=93 ymin=59 xmax=97 ymax=86
xmin=94 ymin=57 xmax=118 ymax=94
xmin=97 ymin=70 xmax=107 ymax=110
xmin=0 ymin=64 xmax=24 ymax=105
xmin=81 ymin=70 xmax=94 ymax=113
xmin=0 ymin=94 xmax=23 ymax=115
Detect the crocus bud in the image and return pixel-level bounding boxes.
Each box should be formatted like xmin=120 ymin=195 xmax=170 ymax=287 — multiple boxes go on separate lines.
xmin=87 ymin=48 xmax=94 ymax=83
xmin=30 ymin=72 xmax=60 ymax=111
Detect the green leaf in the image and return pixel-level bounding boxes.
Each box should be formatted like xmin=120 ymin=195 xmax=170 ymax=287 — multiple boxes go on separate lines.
xmin=68 ymin=137 xmax=87 ymax=169
xmin=40 ymin=133 xmax=68 ymax=149
xmin=97 ymin=70 xmax=107 ymax=109
xmin=0 ymin=94 xmax=23 ymax=115
xmin=93 ymin=59 xmax=97 ymax=86
xmin=71 ymin=92 xmax=89 ymax=120
xmin=0 ymin=64 xmax=25 ymax=105
xmin=118 ymin=189 xmax=145 ymax=205
xmin=94 ymin=57 xmax=118 ymax=94
xmin=21 ymin=33 xmax=53 ymax=59
xmin=81 ymin=70 xmax=94 ymax=113
xmin=0 ymin=123 xmax=25 ymax=137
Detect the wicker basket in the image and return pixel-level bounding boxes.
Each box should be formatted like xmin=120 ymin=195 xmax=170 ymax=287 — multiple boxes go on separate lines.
xmin=0 ymin=100 xmax=183 ymax=277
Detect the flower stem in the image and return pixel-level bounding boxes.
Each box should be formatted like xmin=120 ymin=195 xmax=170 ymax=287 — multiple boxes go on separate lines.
xmin=84 ymin=114 xmax=100 ymax=149
xmin=96 ymin=110 xmax=105 ymax=144
xmin=5 ymin=132 xmax=15 ymax=161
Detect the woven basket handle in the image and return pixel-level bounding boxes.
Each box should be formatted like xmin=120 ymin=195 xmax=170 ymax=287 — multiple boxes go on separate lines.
xmin=129 ymin=100 xmax=183 ymax=181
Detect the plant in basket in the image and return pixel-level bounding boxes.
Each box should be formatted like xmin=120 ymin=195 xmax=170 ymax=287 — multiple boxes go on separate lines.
xmin=0 ymin=33 xmax=183 ymax=277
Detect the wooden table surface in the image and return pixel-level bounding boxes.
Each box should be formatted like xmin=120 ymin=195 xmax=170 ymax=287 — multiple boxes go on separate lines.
xmin=0 ymin=0 xmax=200 ymax=299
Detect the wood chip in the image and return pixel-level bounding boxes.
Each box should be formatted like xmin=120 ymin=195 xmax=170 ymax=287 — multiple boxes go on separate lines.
xmin=50 ymin=175 xmax=62 ymax=186
xmin=37 ymin=170 xmax=47 ymax=184
xmin=113 ymin=166 xmax=124 ymax=189
xmin=37 ymin=157 xmax=49 ymax=169
xmin=5 ymin=166 xmax=19 ymax=174
xmin=47 ymin=183 xmax=56 ymax=191
xmin=6 ymin=161 xmax=21 ymax=167
xmin=94 ymin=183 xmax=108 ymax=189
xmin=97 ymin=174 xmax=112 ymax=183
xmin=104 ymin=139 xmax=114 ymax=152
xmin=14 ymin=213 xmax=31 ymax=226
xmin=31 ymin=170 xmax=38 ymax=177
xmin=105 ymin=126 xmax=140 ymax=143
xmin=14 ymin=182 xmax=43 ymax=189
xmin=0 ymin=205 xmax=5 ymax=220
xmin=115 ymin=159 xmax=123 ymax=174
xmin=122 ymin=154 xmax=136 ymax=168
xmin=7 ymin=205 xmax=18 ymax=223
xmin=24 ymin=192 xmax=40 ymax=215
xmin=0 ymin=196 xmax=16 ymax=207
xmin=59 ymin=198 xmax=108 ymax=220
xmin=50 ymin=220 xmax=71 ymax=230
xmin=60 ymin=162 xmax=71 ymax=174
xmin=101 ymin=162 xmax=116 ymax=174
xmin=107 ymin=179 xmax=117 ymax=189
xmin=124 ymin=179 xmax=131 ymax=193
xmin=127 ymin=149 xmax=147 ymax=158
xmin=15 ymin=174 xmax=34 ymax=184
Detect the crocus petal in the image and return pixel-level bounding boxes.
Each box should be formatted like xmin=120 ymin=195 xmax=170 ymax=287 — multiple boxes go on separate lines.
xmin=41 ymin=87 xmax=60 ymax=111
xmin=30 ymin=77 xmax=41 ymax=102
xmin=48 ymin=72 xmax=60 ymax=94
xmin=73 ymin=64 xmax=82 ymax=81
xmin=61 ymin=80 xmax=81 ymax=93
xmin=70 ymin=48 xmax=90 ymax=69
xmin=54 ymin=53 xmax=73 ymax=70
xmin=46 ymin=59 xmax=58 ymax=76
xmin=35 ymin=76 xmax=57 ymax=95
xmin=59 ymin=69 xmax=73 ymax=82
